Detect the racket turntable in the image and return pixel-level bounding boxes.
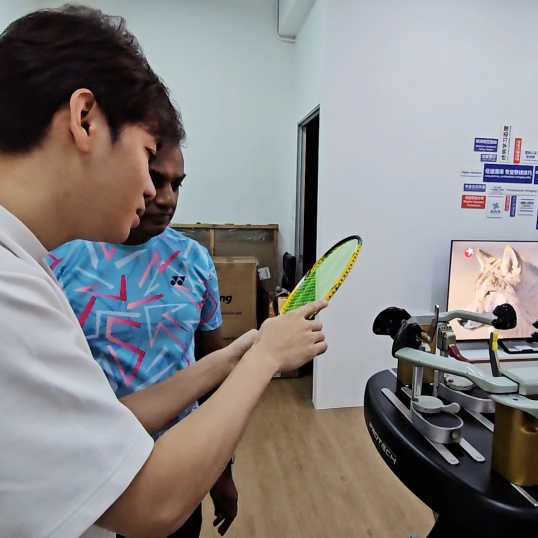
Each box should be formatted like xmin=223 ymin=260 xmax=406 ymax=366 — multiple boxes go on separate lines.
xmin=366 ymin=304 xmax=538 ymax=538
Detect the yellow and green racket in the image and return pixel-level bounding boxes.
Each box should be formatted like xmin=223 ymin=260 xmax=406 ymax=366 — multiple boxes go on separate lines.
xmin=279 ymin=235 xmax=362 ymax=316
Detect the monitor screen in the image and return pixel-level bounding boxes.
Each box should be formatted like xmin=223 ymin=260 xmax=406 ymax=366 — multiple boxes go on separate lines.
xmin=447 ymin=240 xmax=538 ymax=341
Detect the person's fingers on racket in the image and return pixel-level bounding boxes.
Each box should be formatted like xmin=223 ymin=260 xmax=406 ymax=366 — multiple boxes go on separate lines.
xmin=311 ymin=326 xmax=328 ymax=351
xmin=312 ymin=339 xmax=328 ymax=357
xmin=255 ymin=302 xmax=327 ymax=364
xmin=308 ymin=318 xmax=324 ymax=332
xmin=295 ymin=299 xmax=329 ymax=319
xmin=312 ymin=326 xmax=325 ymax=342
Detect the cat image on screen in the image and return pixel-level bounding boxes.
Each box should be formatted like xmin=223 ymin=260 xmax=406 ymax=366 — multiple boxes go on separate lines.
xmin=458 ymin=245 xmax=538 ymax=338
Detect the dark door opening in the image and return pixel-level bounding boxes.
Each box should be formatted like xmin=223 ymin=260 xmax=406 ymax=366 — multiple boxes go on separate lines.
xmin=295 ymin=108 xmax=319 ymax=379
xmin=295 ymin=108 xmax=319 ymax=281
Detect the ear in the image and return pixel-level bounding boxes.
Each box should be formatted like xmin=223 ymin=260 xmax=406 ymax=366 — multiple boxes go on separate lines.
xmin=68 ymin=89 xmax=98 ymax=153
xmin=476 ymin=248 xmax=494 ymax=271
xmin=501 ymin=245 xmax=522 ymax=280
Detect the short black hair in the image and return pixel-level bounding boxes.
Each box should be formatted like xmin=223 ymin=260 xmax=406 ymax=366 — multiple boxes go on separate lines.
xmin=0 ymin=4 xmax=185 ymax=154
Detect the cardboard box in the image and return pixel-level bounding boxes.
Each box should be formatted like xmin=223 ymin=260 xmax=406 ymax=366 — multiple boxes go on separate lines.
xmin=214 ymin=256 xmax=258 ymax=339
xmin=171 ymin=224 xmax=278 ymax=289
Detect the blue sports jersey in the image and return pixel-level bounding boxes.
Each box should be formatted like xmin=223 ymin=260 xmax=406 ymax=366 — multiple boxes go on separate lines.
xmin=49 ymin=228 xmax=222 ymax=434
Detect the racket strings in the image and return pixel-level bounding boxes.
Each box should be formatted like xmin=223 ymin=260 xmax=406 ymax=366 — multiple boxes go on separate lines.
xmin=284 ymin=275 xmax=318 ymax=310
xmin=327 ymin=248 xmax=360 ymax=299
xmin=281 ymin=238 xmax=361 ymax=313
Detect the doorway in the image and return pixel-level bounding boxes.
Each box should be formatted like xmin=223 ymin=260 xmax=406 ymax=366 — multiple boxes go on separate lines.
xmin=295 ymin=107 xmax=320 ymax=378
xmin=295 ymin=107 xmax=319 ymax=282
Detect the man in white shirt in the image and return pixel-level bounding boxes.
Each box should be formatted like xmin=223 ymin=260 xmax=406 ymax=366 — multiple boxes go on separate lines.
xmin=0 ymin=5 xmax=328 ymax=538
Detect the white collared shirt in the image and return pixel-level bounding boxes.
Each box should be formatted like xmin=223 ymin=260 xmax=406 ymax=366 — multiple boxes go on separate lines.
xmin=0 ymin=205 xmax=154 ymax=538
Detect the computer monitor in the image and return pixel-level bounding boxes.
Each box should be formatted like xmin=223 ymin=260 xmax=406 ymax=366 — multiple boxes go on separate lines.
xmin=446 ymin=240 xmax=538 ymax=341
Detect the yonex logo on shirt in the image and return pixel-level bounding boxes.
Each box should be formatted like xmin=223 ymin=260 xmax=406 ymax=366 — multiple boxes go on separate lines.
xmin=170 ymin=275 xmax=185 ymax=286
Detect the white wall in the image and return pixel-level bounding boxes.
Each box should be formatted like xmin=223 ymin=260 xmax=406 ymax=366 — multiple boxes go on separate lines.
xmin=0 ymin=1 xmax=40 ymax=29
xmin=278 ymin=0 xmax=316 ymax=38
xmin=34 ymin=0 xmax=298 ymax=256
xmin=294 ymin=0 xmax=324 ymax=122
xmin=312 ymin=0 xmax=538 ymax=408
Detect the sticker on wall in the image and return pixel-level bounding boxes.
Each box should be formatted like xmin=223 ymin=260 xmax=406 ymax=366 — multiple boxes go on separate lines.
xmin=461 ymin=194 xmax=486 ymax=209
xmin=460 ymin=168 xmax=482 ymax=178
xmin=488 ymin=185 xmax=506 ymax=196
xmin=533 ymin=167 xmax=538 ymax=184
xmin=499 ymin=185 xmax=538 ymax=197
xmin=518 ymin=186 xmax=538 ymax=196
xmin=481 ymin=153 xmax=497 ymax=162
xmin=509 ymin=196 xmax=516 ymax=216
xmin=500 ymin=124 xmax=512 ymax=162
xmin=486 ymin=196 xmax=504 ymax=218
xmin=464 ymin=183 xmax=486 ymax=192
xmin=518 ymin=197 xmax=535 ymax=216
xmin=523 ymin=149 xmax=538 ymax=163
xmin=483 ymin=163 xmax=533 ymax=184
xmin=513 ymin=138 xmax=522 ymax=164
xmin=474 ymin=138 xmax=498 ymax=153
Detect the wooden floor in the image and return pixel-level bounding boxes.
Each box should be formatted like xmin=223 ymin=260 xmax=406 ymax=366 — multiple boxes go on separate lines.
xmin=201 ymin=376 xmax=433 ymax=538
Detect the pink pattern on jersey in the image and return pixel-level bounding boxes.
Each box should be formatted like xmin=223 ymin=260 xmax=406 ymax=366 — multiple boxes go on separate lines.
xmin=48 ymin=253 xmax=63 ymax=271
xmin=127 ymin=294 xmax=164 ymax=310
xmin=149 ymin=313 xmax=188 ymax=353
xmin=138 ymin=250 xmax=180 ymax=288
xmin=78 ymin=296 xmax=97 ymax=327
xmin=77 ymin=275 xmax=127 ymax=301
xmin=99 ymin=243 xmax=117 ymax=260
xmin=106 ymin=316 xmax=145 ymax=386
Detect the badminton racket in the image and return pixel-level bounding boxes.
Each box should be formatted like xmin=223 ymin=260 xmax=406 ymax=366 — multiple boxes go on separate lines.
xmin=280 ymin=235 xmax=362 ymax=316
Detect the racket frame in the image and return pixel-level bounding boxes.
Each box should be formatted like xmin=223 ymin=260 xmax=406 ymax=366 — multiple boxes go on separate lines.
xmin=279 ymin=234 xmax=362 ymax=315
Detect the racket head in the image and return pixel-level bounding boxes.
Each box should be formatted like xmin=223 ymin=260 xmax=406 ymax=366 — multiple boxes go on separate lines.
xmin=279 ymin=235 xmax=362 ymax=315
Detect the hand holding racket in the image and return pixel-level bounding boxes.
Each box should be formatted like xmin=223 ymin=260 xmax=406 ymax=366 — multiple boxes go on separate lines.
xmin=257 ymin=300 xmax=329 ymax=373
xmin=280 ymin=235 xmax=362 ymax=317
